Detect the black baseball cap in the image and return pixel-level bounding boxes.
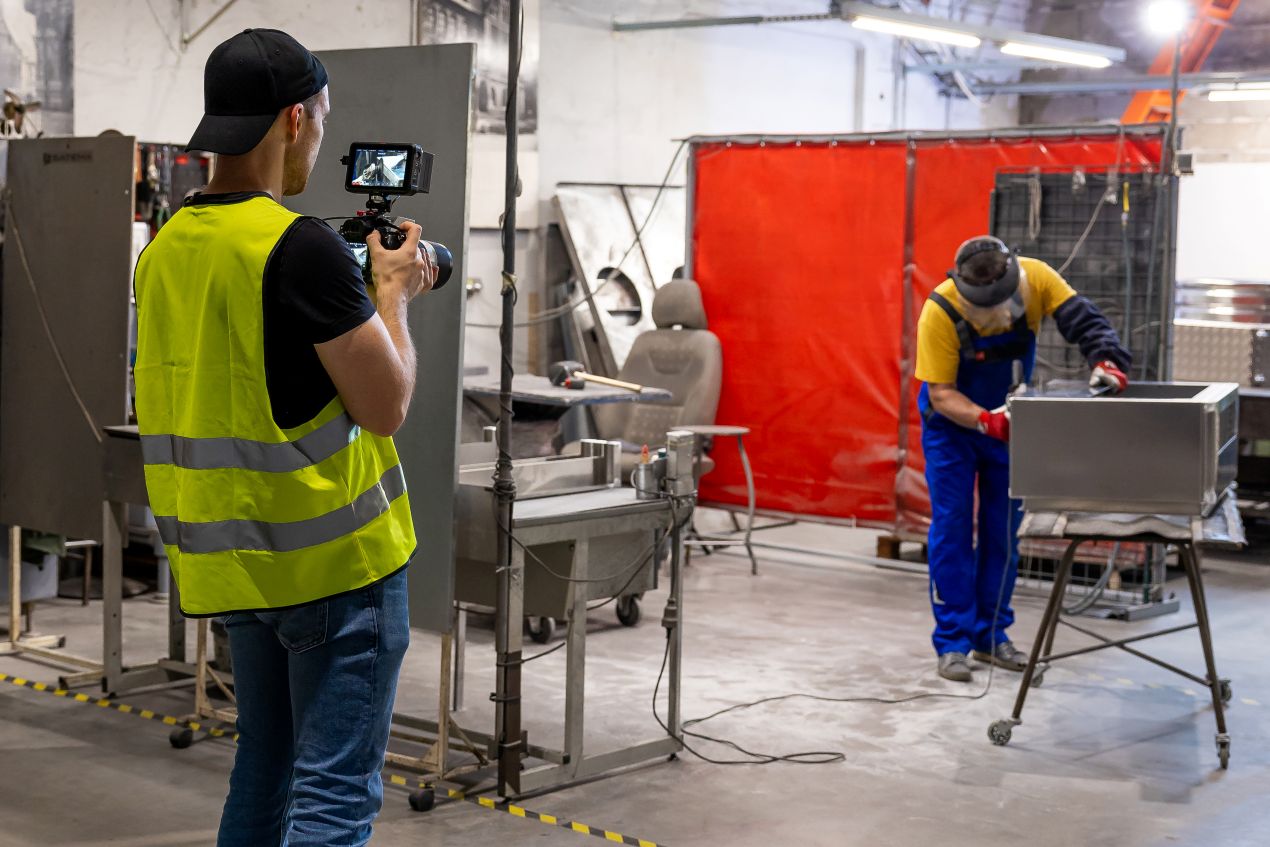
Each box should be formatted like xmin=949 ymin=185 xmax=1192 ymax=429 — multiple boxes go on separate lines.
xmin=186 ymin=29 xmax=328 ymax=155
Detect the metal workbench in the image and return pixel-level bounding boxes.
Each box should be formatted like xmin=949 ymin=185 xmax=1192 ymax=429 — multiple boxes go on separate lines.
xmin=446 ymin=483 xmax=688 ymax=795
xmin=988 ymin=496 xmax=1245 ymax=769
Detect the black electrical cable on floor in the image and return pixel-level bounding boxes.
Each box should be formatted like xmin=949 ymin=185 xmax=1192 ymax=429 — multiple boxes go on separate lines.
xmin=650 ymin=494 xmax=1018 ymax=766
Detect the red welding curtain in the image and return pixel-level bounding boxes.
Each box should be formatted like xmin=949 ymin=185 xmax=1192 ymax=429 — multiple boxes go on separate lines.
xmin=691 ymin=132 xmax=1164 ymax=529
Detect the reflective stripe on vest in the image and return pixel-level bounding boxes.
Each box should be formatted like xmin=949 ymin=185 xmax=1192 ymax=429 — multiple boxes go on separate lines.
xmin=153 ymin=463 xmax=406 ymax=554
xmin=141 ymin=412 xmax=359 ymax=472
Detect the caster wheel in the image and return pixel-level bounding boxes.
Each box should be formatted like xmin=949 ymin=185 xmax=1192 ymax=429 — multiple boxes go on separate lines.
xmin=409 ymin=788 xmax=436 ymax=812
xmin=169 ymin=727 xmax=194 ymax=749
xmin=1030 ymin=671 xmax=1046 ymax=688
xmin=527 ymin=616 xmax=556 ymax=644
xmin=616 ymin=596 xmax=641 ymax=627
xmin=1219 ymin=679 xmax=1233 ymax=706
xmin=988 ymin=720 xmax=1013 ymax=747
xmin=1216 ymin=735 xmax=1231 ymax=770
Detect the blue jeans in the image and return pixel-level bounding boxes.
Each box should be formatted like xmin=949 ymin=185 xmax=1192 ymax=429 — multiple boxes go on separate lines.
xmin=923 ymin=420 xmax=1023 ymax=657
xmin=216 ymin=569 xmax=409 ymax=847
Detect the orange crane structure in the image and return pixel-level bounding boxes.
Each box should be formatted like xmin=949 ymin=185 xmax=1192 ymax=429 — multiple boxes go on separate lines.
xmin=1122 ymin=0 xmax=1241 ymax=123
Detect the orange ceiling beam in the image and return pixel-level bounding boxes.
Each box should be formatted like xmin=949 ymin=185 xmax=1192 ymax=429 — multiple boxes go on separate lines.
xmin=1121 ymin=0 xmax=1240 ymax=124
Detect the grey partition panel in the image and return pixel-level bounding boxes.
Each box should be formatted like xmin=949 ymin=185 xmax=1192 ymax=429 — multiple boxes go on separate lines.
xmin=0 ymin=136 xmax=135 ymax=541
xmin=289 ymin=45 xmax=473 ymax=633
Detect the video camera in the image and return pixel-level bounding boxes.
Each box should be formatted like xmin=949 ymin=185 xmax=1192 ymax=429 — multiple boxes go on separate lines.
xmin=337 ymin=142 xmax=453 ymax=289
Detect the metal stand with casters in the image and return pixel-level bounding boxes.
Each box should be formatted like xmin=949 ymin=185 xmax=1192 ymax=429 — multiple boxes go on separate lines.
xmin=679 ymin=425 xmax=758 ymax=574
xmin=1 ymin=525 xmax=76 ymax=664
xmin=988 ymin=501 xmax=1243 ymax=770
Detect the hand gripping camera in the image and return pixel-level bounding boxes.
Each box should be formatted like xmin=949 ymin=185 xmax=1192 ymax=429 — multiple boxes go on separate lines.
xmin=337 ymin=142 xmax=453 ymax=289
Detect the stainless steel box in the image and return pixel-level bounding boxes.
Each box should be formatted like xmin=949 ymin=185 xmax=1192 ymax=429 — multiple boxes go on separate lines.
xmin=1009 ymin=382 xmax=1239 ymax=516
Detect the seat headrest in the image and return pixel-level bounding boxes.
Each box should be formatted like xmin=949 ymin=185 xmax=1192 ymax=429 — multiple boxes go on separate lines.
xmin=652 ymin=280 xmax=708 ymax=330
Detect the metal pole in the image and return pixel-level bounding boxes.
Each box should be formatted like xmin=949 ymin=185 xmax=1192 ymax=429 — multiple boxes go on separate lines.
xmin=494 ymin=0 xmax=523 ymax=799
xmin=1160 ymin=33 xmax=1183 ymax=381
xmin=8 ymin=526 xmax=20 ymax=643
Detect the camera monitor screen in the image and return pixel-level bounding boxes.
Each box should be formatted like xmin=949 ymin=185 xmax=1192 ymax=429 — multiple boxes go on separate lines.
xmin=350 ymin=147 xmax=409 ymax=189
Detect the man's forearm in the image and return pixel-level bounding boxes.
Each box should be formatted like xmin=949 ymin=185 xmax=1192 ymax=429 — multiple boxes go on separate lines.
xmin=930 ymin=385 xmax=985 ymax=430
xmin=377 ymin=291 xmax=417 ymax=410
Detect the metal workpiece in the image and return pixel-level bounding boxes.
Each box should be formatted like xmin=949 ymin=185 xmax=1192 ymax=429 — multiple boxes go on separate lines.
xmin=665 ymin=431 xmax=697 ymax=497
xmin=1174 ymin=321 xmax=1270 ymax=388
xmin=458 ymin=448 xmax=622 ymax=506
xmin=1009 ymin=382 xmax=1239 ymax=516
xmin=579 ymin=439 xmax=623 ymax=488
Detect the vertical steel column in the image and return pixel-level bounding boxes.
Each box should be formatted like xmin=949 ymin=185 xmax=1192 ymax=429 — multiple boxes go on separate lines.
xmin=666 ymin=506 xmax=686 ymax=738
xmin=893 ymin=140 xmax=918 ymax=532
xmin=493 ymin=0 xmax=524 ymax=798
xmin=1160 ymin=35 xmax=1184 ymax=381
xmin=8 ymin=525 xmax=20 ymax=642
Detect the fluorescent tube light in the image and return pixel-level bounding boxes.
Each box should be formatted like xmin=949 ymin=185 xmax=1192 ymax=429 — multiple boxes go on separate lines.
xmin=1208 ymin=85 xmax=1270 ymax=102
xmin=852 ymin=14 xmax=981 ymax=48
xmin=1000 ymin=41 xmax=1113 ymax=69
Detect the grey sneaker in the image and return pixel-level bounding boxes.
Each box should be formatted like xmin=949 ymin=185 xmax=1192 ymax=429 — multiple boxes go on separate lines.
xmin=938 ymin=652 xmax=974 ymax=682
xmin=973 ymin=641 xmax=1029 ymax=672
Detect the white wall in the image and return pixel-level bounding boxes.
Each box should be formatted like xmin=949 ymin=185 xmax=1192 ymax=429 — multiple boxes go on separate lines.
xmin=74 ymin=0 xmax=1016 ymax=373
xmin=536 ymin=1 xmax=1018 ymax=218
xmin=1178 ymin=161 xmax=1270 ymax=282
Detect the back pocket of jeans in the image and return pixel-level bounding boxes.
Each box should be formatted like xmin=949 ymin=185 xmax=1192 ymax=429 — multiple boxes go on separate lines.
xmin=265 ymin=602 xmax=329 ymax=654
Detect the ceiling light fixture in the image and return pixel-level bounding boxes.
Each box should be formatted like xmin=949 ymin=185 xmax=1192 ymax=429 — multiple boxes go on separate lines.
xmin=1208 ymin=83 xmax=1270 ymax=102
xmin=851 ymin=14 xmax=981 ymax=48
xmin=1000 ymin=41 xmax=1114 ymax=69
xmin=1145 ymin=0 xmax=1192 ymax=36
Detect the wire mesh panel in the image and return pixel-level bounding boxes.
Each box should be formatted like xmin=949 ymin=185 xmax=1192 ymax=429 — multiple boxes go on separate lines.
xmin=992 ymin=166 xmax=1174 ymax=607
xmin=990 ymin=167 xmax=1170 ymax=384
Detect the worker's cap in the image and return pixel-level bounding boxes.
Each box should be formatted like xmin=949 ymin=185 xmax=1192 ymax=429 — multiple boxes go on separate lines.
xmin=186 ymin=29 xmax=328 ymax=156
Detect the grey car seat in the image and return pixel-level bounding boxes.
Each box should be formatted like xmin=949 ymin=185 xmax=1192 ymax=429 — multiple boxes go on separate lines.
xmin=567 ymin=279 xmax=723 ymax=480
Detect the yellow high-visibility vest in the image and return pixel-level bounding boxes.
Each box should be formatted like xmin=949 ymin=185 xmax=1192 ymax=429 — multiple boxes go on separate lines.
xmin=133 ymin=195 xmax=415 ymax=616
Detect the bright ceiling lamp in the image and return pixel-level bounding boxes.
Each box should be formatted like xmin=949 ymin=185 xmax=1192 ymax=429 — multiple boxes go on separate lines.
xmin=1208 ymin=83 xmax=1270 ymax=102
xmin=852 ymin=15 xmax=981 ymax=48
xmin=1000 ymin=41 xmax=1114 ymax=68
xmin=1145 ymin=0 xmax=1192 ymax=36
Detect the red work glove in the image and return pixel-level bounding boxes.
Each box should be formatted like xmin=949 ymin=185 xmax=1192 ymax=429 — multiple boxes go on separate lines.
xmin=978 ymin=408 xmax=1010 ymax=443
xmin=1090 ymin=360 xmax=1129 ymax=393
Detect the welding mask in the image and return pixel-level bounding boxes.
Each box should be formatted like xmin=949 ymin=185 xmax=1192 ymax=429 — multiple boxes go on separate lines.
xmin=949 ymin=236 xmax=1020 ymax=308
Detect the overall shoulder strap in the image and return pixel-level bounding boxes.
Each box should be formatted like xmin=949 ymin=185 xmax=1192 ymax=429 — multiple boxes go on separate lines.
xmin=928 ymin=291 xmax=977 ymax=361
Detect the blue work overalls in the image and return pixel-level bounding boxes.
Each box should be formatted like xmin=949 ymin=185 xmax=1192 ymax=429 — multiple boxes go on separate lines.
xmin=917 ymin=290 xmax=1034 ymax=657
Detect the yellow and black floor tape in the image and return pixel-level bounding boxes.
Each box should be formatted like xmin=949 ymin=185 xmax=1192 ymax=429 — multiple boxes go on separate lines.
xmin=0 ymin=671 xmax=668 ymax=847
xmin=385 ymin=774 xmax=664 ymax=846
xmin=0 ymin=671 xmax=236 ymax=738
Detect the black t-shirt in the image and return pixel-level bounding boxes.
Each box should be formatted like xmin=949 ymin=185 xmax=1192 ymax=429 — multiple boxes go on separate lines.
xmin=185 ymin=192 xmax=376 ymax=429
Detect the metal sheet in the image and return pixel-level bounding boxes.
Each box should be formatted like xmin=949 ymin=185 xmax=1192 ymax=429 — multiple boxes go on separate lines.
xmin=288 ymin=45 xmax=473 ymax=634
xmin=623 ymin=185 xmax=686 ymax=283
xmin=1009 ymin=381 xmax=1239 ymax=516
xmin=0 ymin=135 xmax=135 ymax=540
xmin=1174 ymin=320 xmax=1269 ymax=388
xmin=554 ymin=183 xmax=684 ymax=373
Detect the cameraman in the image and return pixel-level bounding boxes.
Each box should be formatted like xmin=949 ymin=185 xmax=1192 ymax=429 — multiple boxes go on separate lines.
xmin=133 ymin=29 xmax=437 ymax=846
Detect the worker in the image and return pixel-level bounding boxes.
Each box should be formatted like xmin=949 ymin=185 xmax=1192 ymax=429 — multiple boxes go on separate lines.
xmin=916 ymin=236 xmax=1129 ymax=683
xmin=132 ymin=30 xmax=436 ymax=845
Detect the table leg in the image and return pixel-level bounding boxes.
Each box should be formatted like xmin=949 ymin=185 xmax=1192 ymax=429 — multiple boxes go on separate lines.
xmin=564 ymin=539 xmax=589 ymax=776
xmin=102 ymin=502 xmax=126 ymax=694
xmin=1010 ymin=540 xmax=1076 ymax=723
xmin=735 ymin=435 xmax=758 ymax=576
xmin=1042 ymin=540 xmax=1079 ymax=659
xmin=8 ymin=526 xmax=20 ymax=643
xmin=453 ymin=605 xmax=467 ymax=713
xmin=1180 ymin=544 xmax=1227 ymax=737
xmin=82 ymin=546 xmax=93 ymax=607
xmin=168 ymin=577 xmax=185 ymax=662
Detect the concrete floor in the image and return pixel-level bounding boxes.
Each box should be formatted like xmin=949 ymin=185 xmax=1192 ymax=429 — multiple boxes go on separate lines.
xmin=2 ymin=512 xmax=1269 ymax=847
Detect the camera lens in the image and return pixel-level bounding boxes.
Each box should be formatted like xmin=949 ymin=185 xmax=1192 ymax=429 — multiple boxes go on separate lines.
xmin=421 ymin=241 xmax=454 ymax=289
